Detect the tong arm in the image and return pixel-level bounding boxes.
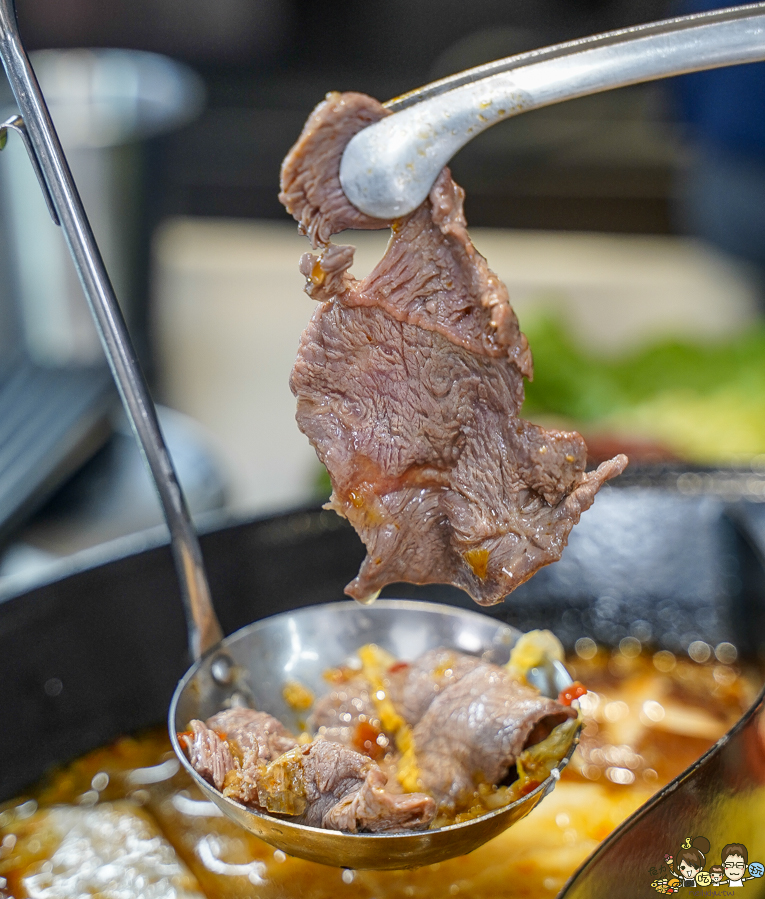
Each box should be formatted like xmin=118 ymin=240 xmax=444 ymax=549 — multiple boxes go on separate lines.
xmin=340 ymin=2 xmax=765 ymax=219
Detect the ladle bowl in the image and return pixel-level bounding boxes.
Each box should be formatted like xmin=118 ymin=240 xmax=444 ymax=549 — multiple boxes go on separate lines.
xmin=169 ymin=599 xmax=578 ymax=869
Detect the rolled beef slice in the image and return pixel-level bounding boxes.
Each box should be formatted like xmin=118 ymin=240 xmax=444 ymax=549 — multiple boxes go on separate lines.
xmin=282 ymin=740 xmax=435 ymax=832
xmin=410 ymin=662 xmax=578 ymax=806
xmin=280 ymin=91 xmax=627 ymax=605
xmin=386 ymin=648 xmax=484 ymax=727
xmin=181 ymin=719 xmax=236 ymax=792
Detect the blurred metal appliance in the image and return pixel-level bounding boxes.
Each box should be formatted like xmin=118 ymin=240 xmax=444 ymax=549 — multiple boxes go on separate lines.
xmin=0 ymin=48 xmax=204 ymax=364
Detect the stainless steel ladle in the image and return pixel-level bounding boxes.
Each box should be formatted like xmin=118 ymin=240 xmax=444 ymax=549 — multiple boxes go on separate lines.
xmin=0 ymin=0 xmax=221 ymax=663
xmin=3 ymin=0 xmax=765 ymax=873
xmin=170 ymin=599 xmax=578 ymax=869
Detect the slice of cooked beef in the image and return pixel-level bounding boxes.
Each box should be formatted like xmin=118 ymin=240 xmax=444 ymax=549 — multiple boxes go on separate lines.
xmin=182 ymin=710 xmax=435 ymax=832
xmin=321 ymin=755 xmax=436 ymax=832
xmin=263 ymin=740 xmax=435 ymax=832
xmin=180 ymin=720 xmax=236 ymax=791
xmin=207 ymin=707 xmax=297 ymax=761
xmin=308 ymin=678 xmax=377 ymax=733
xmin=386 ymin=648 xmax=484 ymax=727
xmin=281 ymin=91 xmax=627 ymax=606
xmin=410 ymin=663 xmax=577 ymax=807
xmin=199 ymin=707 xmax=299 ymax=806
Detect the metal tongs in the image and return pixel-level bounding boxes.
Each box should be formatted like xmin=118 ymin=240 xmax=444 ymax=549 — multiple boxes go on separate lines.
xmin=341 ymin=2 xmax=765 ymax=218
xmin=3 ymin=0 xmax=765 ymax=874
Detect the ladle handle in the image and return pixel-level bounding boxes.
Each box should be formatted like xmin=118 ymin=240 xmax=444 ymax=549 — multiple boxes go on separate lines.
xmin=0 ymin=0 xmax=222 ymax=660
xmin=341 ymin=1 xmax=765 ymax=219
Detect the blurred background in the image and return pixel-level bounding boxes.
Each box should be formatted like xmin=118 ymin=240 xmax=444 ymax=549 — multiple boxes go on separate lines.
xmin=2 ymin=0 xmax=765 ymax=589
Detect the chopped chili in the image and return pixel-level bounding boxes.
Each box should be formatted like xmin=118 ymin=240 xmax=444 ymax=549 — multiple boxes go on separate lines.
xmin=388 ymin=661 xmax=410 ymax=674
xmin=352 ymin=720 xmax=385 ymax=761
xmin=519 ymin=780 xmax=541 ymax=797
xmin=558 ymin=682 xmax=587 ymax=706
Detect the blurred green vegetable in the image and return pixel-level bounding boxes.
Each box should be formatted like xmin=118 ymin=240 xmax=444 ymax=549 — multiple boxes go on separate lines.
xmin=314 ymin=464 xmax=332 ymax=501
xmin=522 ymin=313 xmax=765 ymax=463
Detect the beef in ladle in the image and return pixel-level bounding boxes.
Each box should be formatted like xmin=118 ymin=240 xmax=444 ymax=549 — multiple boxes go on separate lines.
xmin=181 ymin=708 xmax=436 ymax=833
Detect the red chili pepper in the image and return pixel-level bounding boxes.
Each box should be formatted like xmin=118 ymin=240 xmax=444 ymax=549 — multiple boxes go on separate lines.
xmin=352 ymin=720 xmax=385 ymax=760
xmin=388 ymin=661 xmax=410 ymax=674
xmin=558 ymin=681 xmax=587 ymax=706
xmin=519 ymin=780 xmax=541 ymax=797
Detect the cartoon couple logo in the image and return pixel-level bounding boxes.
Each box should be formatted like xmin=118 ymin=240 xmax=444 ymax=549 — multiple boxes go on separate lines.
xmin=649 ymin=837 xmax=765 ymax=893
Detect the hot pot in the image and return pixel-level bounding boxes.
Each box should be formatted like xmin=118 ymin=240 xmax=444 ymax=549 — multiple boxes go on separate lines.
xmin=3 ymin=465 xmax=765 ymax=805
